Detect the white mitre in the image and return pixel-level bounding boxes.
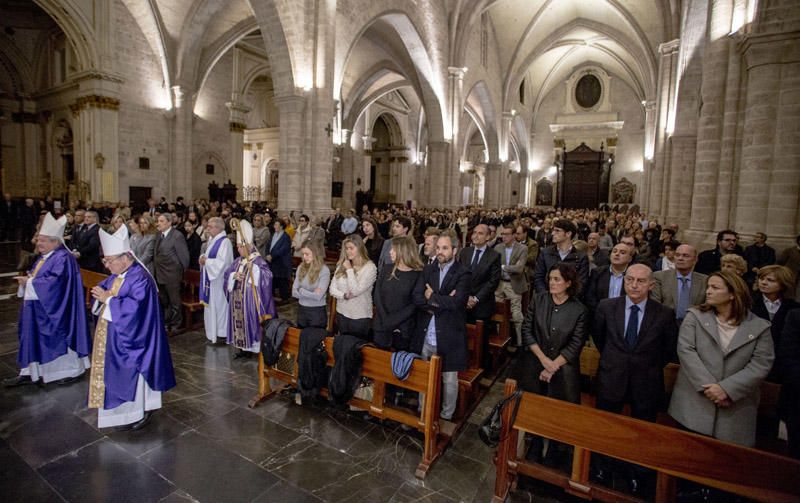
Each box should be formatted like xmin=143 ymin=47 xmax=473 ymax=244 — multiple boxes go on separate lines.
xmin=39 ymin=213 xmax=67 ymax=240
xmin=236 ymin=219 xmax=254 ymax=246
xmin=99 ymin=223 xmax=131 ymax=256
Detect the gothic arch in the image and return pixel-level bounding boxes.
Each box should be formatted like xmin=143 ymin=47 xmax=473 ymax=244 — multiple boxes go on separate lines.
xmin=34 ymin=0 xmax=99 ymax=72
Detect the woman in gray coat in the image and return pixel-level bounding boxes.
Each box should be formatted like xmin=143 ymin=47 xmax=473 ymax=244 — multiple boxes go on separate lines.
xmin=517 ymin=262 xmax=588 ymax=463
xmin=130 ymin=214 xmax=156 ymax=275
xmin=668 ymin=271 xmax=774 ymax=447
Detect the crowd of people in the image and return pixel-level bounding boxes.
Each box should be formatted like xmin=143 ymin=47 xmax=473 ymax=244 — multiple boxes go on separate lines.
xmin=4 ymin=192 xmax=800 ymax=496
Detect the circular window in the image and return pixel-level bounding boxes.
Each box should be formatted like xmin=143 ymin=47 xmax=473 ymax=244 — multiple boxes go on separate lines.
xmin=575 ymin=74 xmax=601 ymax=109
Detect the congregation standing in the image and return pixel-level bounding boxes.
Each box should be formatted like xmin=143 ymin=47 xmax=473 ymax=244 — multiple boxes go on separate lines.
xmin=4 ymin=193 xmax=800 ymax=472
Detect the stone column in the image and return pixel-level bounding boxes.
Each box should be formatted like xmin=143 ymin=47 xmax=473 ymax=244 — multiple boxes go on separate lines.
xmin=226 ymin=99 xmax=250 ymax=197
xmin=484 ymin=161 xmax=502 ymax=208
xmin=305 ymin=94 xmax=334 ymax=215
xmin=427 ymin=141 xmax=449 ymax=207
xmin=274 ymin=95 xmax=306 ymax=212
xmin=649 ymin=39 xmax=679 ymax=220
xmin=735 ymin=27 xmax=800 ymax=242
xmin=686 ymin=0 xmax=735 ymax=241
xmin=340 ymin=129 xmax=355 ymax=205
xmin=170 ymin=85 xmax=193 ymax=200
xmin=447 ymin=67 xmax=467 ymax=207
xmin=13 ymin=101 xmax=42 ymax=196
xmin=69 ymin=74 xmax=122 ymax=201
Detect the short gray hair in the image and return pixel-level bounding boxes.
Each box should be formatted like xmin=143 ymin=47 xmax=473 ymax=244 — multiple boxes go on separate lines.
xmin=160 ymin=212 xmax=172 ymax=222
xmin=208 ymin=217 xmax=224 ymax=230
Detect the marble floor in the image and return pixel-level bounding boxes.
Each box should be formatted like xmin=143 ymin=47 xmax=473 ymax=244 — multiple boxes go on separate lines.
xmin=0 ymin=243 xmax=572 ymax=503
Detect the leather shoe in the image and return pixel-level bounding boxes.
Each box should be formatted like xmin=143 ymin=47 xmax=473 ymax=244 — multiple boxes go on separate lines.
xmin=233 ymin=350 xmax=254 ymax=359
xmin=55 ymin=375 xmax=83 ymax=386
xmin=124 ymin=411 xmax=153 ymax=431
xmin=3 ymin=375 xmax=38 ymax=388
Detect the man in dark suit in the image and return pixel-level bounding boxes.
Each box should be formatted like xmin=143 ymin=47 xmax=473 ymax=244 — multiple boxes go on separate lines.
xmin=266 ymin=219 xmax=292 ymax=301
xmin=154 ymin=212 xmax=190 ymax=331
xmin=413 ymin=232 xmax=471 ymax=421
xmin=458 ymin=223 xmax=500 ymax=360
xmin=696 ymin=229 xmax=744 ymax=275
xmin=533 ymin=219 xmax=589 ymax=294
xmin=72 ymin=211 xmax=103 ymax=272
xmin=592 ymin=264 xmax=678 ymax=494
xmin=585 ymin=243 xmax=633 ymax=314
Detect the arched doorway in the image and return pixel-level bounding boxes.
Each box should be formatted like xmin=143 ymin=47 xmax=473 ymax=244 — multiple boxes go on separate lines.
xmin=370 ymin=113 xmax=406 ymax=204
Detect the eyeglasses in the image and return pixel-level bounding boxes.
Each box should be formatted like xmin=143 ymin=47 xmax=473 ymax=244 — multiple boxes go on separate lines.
xmin=102 ymin=254 xmax=126 ymax=265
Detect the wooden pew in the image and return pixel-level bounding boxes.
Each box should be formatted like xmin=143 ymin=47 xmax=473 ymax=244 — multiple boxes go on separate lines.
xmin=456 ymin=321 xmax=485 ymax=420
xmin=249 ymin=327 xmax=449 ymax=479
xmin=489 ymin=299 xmax=512 ymax=369
xmin=80 ymin=268 xmax=109 ymax=308
xmin=181 ymin=269 xmax=203 ymax=329
xmin=493 ymin=378 xmax=800 ymax=503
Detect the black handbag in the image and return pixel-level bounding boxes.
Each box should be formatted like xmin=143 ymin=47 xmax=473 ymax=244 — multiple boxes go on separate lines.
xmin=478 ymin=390 xmax=523 ymax=448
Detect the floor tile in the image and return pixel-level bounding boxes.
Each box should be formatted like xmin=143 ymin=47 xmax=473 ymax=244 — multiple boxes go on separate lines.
xmin=38 ymin=438 xmax=175 ymax=503
xmin=0 ymin=439 xmax=64 ymax=503
xmin=141 ymin=431 xmax=278 ymax=503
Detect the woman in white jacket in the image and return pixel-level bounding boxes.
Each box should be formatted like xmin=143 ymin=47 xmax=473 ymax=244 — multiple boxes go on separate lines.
xmin=329 ymin=234 xmax=377 ymax=339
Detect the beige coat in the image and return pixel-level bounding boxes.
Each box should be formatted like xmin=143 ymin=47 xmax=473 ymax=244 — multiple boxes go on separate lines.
xmin=668 ymin=308 xmax=774 ymax=446
xmin=494 ymin=242 xmax=529 ymax=294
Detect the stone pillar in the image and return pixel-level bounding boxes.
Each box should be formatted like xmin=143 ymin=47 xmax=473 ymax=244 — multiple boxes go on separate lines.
xmin=427 ymin=141 xmax=449 ymax=207
xmin=686 ymin=0 xmax=735 ymax=241
xmin=69 ymin=75 xmax=121 ymax=202
xmin=170 ymin=85 xmax=193 ymax=200
xmin=13 ymin=101 xmax=42 ymax=196
xmin=305 ymin=94 xmax=334 ymax=215
xmin=447 ymin=67 xmax=467 ymax=207
xmin=484 ymin=161 xmax=502 ymax=208
xmin=274 ymin=95 xmax=306 ymax=212
xmin=735 ymin=27 xmax=800 ymax=241
xmin=649 ymin=39 xmax=679 ymax=220
xmin=339 ymin=129 xmax=355 ymax=207
xmin=226 ymin=100 xmax=250 ymax=197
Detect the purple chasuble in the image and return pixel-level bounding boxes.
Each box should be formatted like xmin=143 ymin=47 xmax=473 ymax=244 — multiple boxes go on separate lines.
xmin=97 ymin=262 xmax=176 ymax=409
xmin=200 ymin=236 xmax=225 ymax=304
xmin=18 ymin=246 xmax=91 ymax=368
xmin=224 ymin=254 xmax=277 ymax=349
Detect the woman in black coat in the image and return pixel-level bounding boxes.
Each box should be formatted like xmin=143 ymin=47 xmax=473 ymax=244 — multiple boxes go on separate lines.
xmin=373 ymin=236 xmax=423 ymax=350
xmin=516 ymin=262 xmax=587 ymax=463
xmin=778 ymin=308 xmax=800 ymax=459
xmin=751 ymin=265 xmax=800 ymax=382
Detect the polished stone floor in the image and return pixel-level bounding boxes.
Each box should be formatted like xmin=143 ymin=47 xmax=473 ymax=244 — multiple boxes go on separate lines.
xmin=0 ymin=243 xmax=574 ymax=503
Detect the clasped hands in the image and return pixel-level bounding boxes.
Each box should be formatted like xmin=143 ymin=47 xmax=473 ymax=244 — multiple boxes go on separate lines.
xmin=701 ymin=383 xmax=731 ymax=408
xmin=13 ymin=275 xmax=28 ymax=286
xmin=91 ymin=286 xmax=113 ymax=303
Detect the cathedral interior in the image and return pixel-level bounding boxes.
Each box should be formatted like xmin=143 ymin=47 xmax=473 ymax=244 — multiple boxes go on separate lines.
xmin=1 ymin=0 xmax=799 ymax=502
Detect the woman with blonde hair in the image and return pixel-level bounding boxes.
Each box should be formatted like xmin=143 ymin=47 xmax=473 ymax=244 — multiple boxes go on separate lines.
xmin=373 ymin=236 xmax=424 ymax=350
xmin=329 ymin=234 xmax=377 ymax=339
xmin=131 ymin=214 xmax=156 ymax=275
xmin=720 ymin=253 xmax=748 ymax=278
xmin=669 ymin=271 xmax=774 ymax=446
xmin=292 ymin=240 xmax=330 ymax=329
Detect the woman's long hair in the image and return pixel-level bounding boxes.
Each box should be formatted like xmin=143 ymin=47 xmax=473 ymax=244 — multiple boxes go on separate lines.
xmin=389 ymin=236 xmax=424 ymax=279
xmin=698 ymin=270 xmax=751 ymax=325
xmin=297 ymin=240 xmax=325 ymax=284
xmin=335 ymin=234 xmax=371 ymax=278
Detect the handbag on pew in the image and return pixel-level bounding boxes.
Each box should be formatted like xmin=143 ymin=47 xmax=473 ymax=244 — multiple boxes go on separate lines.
xmin=478 ymin=390 xmax=523 ymax=448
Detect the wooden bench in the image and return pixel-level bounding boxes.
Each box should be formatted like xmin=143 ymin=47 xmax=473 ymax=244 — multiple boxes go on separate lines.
xmin=489 ymin=299 xmax=512 ymax=369
xmin=181 ymin=269 xmax=203 ymax=330
xmin=80 ymin=268 xmax=109 ymax=308
xmin=456 ymin=321 xmax=485 ymax=420
xmin=249 ymin=327 xmax=449 ymax=479
xmin=493 ymin=378 xmax=800 ymax=503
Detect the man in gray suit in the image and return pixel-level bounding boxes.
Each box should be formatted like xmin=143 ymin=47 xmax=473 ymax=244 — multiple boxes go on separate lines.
xmin=154 ymin=212 xmax=189 ymax=331
xmin=494 ymin=226 xmax=528 ymax=344
xmin=652 ymin=244 xmax=707 ymax=325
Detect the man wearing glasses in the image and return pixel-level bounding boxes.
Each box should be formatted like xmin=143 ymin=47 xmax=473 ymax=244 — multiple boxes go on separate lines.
xmin=88 ymin=225 xmax=176 ymax=430
xmin=696 ymin=230 xmax=744 ymax=275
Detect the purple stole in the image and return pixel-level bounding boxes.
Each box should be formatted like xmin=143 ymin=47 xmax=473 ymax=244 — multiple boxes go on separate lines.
xmin=199 ymin=236 xmax=225 ymax=305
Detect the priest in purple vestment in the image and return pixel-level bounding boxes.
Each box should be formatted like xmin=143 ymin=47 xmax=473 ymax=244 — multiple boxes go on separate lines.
xmin=5 ymin=213 xmax=91 ymax=387
xmin=224 ymin=219 xmax=276 ymax=359
xmin=88 ymin=224 xmax=176 ymax=430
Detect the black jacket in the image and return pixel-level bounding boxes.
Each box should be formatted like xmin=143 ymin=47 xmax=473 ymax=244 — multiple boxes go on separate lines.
xmin=75 ymin=224 xmax=103 ymax=272
xmin=297 ymin=327 xmax=328 ymax=400
xmin=261 ymin=318 xmax=294 ymax=366
xmin=778 ymin=309 xmax=800 ymax=421
xmin=592 ymin=296 xmax=677 ymax=413
xmin=328 ymin=334 xmax=368 ymax=406
xmin=412 ymin=260 xmax=472 ymax=372
xmin=458 ymin=246 xmax=501 ymax=320
xmin=533 ymin=245 xmax=590 ymax=296
xmin=751 ymin=295 xmax=800 ymax=382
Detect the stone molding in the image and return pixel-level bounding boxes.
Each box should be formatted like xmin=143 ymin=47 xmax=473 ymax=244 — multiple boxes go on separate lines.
xmin=229 ymin=122 xmax=247 ymax=133
xmin=659 ymin=39 xmax=680 ymax=55
xmin=69 ymin=95 xmax=121 ymax=116
xmin=736 ymin=29 xmax=800 ymax=69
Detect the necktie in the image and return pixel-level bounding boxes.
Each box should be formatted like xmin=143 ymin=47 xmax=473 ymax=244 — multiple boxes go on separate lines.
xmin=471 ymin=249 xmax=482 ymax=268
xmin=676 ymin=276 xmax=690 ymax=321
xmin=625 ymin=305 xmax=640 ymax=349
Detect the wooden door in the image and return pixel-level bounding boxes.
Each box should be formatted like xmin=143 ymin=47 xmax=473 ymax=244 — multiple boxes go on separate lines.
xmin=557 ymin=143 xmax=607 ymax=209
